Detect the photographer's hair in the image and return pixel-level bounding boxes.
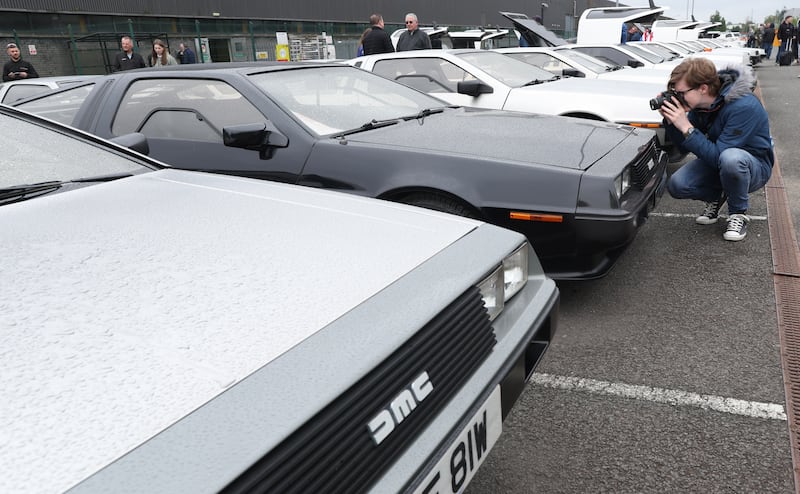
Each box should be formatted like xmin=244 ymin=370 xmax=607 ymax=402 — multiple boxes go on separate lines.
xmin=668 ymin=58 xmax=721 ymax=97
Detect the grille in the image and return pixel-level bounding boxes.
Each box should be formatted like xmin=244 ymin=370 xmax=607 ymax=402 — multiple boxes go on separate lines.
xmin=629 ymin=138 xmax=659 ymax=189
xmin=224 ymin=286 xmax=496 ymax=494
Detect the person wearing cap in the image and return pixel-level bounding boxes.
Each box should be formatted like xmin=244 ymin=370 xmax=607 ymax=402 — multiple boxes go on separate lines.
xmin=3 ymin=42 xmax=39 ymax=82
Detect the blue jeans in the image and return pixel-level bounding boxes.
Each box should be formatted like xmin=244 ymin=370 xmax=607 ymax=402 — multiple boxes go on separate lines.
xmin=667 ymin=148 xmax=772 ymax=213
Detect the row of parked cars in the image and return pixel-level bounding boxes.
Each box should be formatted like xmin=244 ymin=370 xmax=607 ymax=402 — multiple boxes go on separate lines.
xmin=0 ymin=7 xmax=759 ymax=492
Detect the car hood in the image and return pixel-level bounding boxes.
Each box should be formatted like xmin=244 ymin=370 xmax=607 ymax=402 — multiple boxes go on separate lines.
xmin=345 ymin=107 xmax=642 ymax=170
xmin=506 ymin=78 xmax=663 ymax=122
xmin=0 ymin=169 xmax=481 ymax=493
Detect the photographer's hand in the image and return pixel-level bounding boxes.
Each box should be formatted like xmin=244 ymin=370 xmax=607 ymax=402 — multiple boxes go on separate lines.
xmin=659 ymin=97 xmax=691 ymax=135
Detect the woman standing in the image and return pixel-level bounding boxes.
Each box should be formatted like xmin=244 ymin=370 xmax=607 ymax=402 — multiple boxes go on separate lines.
xmin=150 ymin=39 xmax=178 ymax=67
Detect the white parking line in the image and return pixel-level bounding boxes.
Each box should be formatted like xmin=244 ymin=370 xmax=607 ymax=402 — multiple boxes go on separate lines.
xmin=531 ymin=373 xmax=787 ymax=421
xmin=650 ymin=212 xmax=768 ymax=221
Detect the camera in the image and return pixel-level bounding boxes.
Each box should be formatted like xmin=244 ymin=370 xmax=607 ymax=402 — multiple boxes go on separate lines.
xmin=649 ymin=90 xmax=679 ymax=110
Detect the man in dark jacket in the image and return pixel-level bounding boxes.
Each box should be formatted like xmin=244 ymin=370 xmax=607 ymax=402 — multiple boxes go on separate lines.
xmin=177 ymin=43 xmax=197 ymax=64
xmin=3 ymin=43 xmax=39 ymax=82
xmin=112 ymin=36 xmax=146 ymax=72
xmin=660 ymin=58 xmax=773 ymax=242
xmin=762 ymin=22 xmax=776 ymax=60
xmin=777 ymin=16 xmax=795 ymax=63
xmin=362 ymin=14 xmax=394 ymax=55
xmin=396 ymin=13 xmax=431 ymax=51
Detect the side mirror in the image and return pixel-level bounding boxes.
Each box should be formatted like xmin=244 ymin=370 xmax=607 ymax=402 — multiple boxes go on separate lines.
xmin=627 ymin=60 xmax=645 ymax=68
xmin=223 ymin=122 xmax=289 ymax=160
xmin=562 ymin=68 xmax=585 ymax=78
xmin=457 ymin=79 xmax=494 ymax=97
xmin=110 ymin=132 xmax=150 ymax=155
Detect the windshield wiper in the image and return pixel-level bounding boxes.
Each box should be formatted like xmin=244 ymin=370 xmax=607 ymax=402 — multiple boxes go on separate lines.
xmin=522 ymin=78 xmax=554 ymax=86
xmin=331 ymin=118 xmax=399 ymax=138
xmin=70 ymin=172 xmax=134 ymax=183
xmin=0 ymin=173 xmax=134 ymax=206
xmin=0 ymin=181 xmax=63 ymax=205
xmin=401 ymin=107 xmax=445 ymax=121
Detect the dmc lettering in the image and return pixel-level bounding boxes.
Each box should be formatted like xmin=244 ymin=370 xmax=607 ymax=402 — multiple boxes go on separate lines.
xmin=368 ymin=371 xmax=434 ymax=445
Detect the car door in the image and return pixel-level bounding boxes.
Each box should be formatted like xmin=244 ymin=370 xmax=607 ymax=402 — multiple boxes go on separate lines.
xmin=370 ymin=57 xmax=508 ymax=110
xmin=97 ymin=77 xmax=311 ymax=183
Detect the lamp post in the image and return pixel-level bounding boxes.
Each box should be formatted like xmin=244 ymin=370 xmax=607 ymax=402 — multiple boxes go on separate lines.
xmin=541 ymin=2 xmax=549 ymax=26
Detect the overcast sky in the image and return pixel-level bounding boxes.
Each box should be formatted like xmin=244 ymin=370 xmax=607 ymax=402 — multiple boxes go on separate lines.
xmin=643 ymin=1 xmax=790 ymax=25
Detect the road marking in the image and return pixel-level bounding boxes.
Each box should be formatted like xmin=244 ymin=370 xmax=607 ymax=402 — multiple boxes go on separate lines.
xmin=650 ymin=212 xmax=768 ymax=221
xmin=532 ymin=373 xmax=787 ymax=421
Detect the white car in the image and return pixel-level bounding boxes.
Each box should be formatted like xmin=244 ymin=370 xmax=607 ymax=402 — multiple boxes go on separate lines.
xmin=495 ymin=46 xmax=669 ymax=84
xmin=0 ymin=74 xmax=98 ymax=104
xmin=556 ymin=43 xmax=681 ymax=71
xmin=629 ymin=41 xmax=750 ymax=68
xmin=351 ymin=49 xmax=667 ymax=145
xmin=0 ymin=103 xmax=558 ymax=493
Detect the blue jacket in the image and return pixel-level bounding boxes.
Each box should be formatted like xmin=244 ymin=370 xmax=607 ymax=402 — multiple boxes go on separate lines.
xmin=666 ymin=65 xmax=774 ymax=169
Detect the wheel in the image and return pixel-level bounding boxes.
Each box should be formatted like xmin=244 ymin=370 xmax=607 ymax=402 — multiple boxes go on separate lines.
xmin=402 ymin=192 xmax=482 ymax=220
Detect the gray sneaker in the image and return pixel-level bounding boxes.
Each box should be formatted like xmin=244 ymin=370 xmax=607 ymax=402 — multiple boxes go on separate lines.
xmin=696 ymin=194 xmax=728 ymax=225
xmin=723 ymin=213 xmax=750 ymax=241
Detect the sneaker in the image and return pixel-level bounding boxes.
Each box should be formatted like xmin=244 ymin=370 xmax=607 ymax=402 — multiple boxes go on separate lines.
xmin=696 ymin=194 xmax=728 ymax=225
xmin=723 ymin=213 xmax=750 ymax=241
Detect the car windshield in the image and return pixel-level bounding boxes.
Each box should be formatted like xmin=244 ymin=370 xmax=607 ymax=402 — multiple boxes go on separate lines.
xmin=14 ymin=83 xmax=95 ymax=125
xmin=248 ymin=65 xmax=448 ymax=136
xmin=636 ymin=43 xmax=680 ymax=60
xmin=663 ymin=42 xmax=692 ymax=55
xmin=457 ymin=51 xmax=557 ymax=87
xmin=556 ymin=49 xmax=619 ymax=72
xmin=0 ymin=110 xmax=151 ymax=189
xmin=621 ymin=44 xmax=665 ymax=64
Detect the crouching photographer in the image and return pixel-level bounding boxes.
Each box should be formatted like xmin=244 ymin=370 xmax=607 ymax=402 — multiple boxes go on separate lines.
xmin=657 ymin=57 xmax=773 ymax=241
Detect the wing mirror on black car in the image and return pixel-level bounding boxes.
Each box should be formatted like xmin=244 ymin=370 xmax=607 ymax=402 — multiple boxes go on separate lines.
xmin=223 ymin=122 xmax=289 ymax=160
xmin=457 ymin=80 xmax=494 ymax=97
xmin=110 ymin=132 xmax=150 ymax=156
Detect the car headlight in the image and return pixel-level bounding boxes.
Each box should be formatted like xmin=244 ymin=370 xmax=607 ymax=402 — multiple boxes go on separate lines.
xmin=478 ymin=243 xmax=530 ymax=321
xmin=614 ymin=167 xmax=631 ymax=200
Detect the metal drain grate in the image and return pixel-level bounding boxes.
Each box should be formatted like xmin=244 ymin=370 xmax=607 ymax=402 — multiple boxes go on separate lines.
xmin=766 ymin=157 xmax=800 ymax=493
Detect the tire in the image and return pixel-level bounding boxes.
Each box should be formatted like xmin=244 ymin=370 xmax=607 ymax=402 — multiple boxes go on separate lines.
xmin=402 ymin=192 xmax=482 ymax=220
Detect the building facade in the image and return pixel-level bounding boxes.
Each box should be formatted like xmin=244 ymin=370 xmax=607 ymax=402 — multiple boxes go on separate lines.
xmin=0 ymin=0 xmax=618 ymax=76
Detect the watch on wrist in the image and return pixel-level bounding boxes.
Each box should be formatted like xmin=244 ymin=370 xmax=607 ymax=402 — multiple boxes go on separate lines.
xmin=683 ymin=127 xmax=696 ymax=138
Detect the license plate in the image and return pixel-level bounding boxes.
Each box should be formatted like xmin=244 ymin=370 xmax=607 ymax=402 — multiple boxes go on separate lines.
xmin=414 ymin=385 xmax=502 ymax=494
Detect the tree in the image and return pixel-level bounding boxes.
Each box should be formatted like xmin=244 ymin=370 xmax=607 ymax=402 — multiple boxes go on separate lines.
xmin=709 ymin=11 xmax=727 ymax=32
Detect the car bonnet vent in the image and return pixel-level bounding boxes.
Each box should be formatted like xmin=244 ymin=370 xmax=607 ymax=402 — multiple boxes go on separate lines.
xmin=223 ymin=286 xmax=496 ymax=494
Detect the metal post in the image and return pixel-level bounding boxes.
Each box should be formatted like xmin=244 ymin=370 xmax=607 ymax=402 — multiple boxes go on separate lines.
xmin=249 ymin=21 xmax=257 ymax=61
xmin=12 ymin=28 xmax=20 ymax=48
xmin=128 ymin=19 xmax=136 ymax=50
xmin=68 ymin=24 xmax=82 ymax=75
xmin=195 ymin=19 xmax=203 ymax=63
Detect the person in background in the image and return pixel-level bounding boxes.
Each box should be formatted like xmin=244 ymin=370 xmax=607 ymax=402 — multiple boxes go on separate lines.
xmin=356 ymin=28 xmax=371 ymax=57
xmin=112 ymin=36 xmax=146 ymax=72
xmin=396 ymin=13 xmax=431 ymax=51
xmin=659 ymin=58 xmax=773 ymax=242
xmin=150 ymin=39 xmax=178 ymax=67
xmin=627 ymin=24 xmax=642 ymax=42
xmin=361 ymin=14 xmax=394 ymax=55
xmin=3 ymin=42 xmax=38 ymax=82
xmin=762 ymin=22 xmax=776 ymax=60
xmin=777 ymin=16 xmax=794 ymax=64
xmin=177 ymin=43 xmax=196 ymax=64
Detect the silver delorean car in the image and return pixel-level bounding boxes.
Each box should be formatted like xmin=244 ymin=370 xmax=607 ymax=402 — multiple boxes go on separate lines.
xmin=0 ymin=105 xmax=558 ymax=494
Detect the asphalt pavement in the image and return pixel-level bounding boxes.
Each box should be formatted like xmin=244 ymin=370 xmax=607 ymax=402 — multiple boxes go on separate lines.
xmin=467 ymin=60 xmax=800 ymax=493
